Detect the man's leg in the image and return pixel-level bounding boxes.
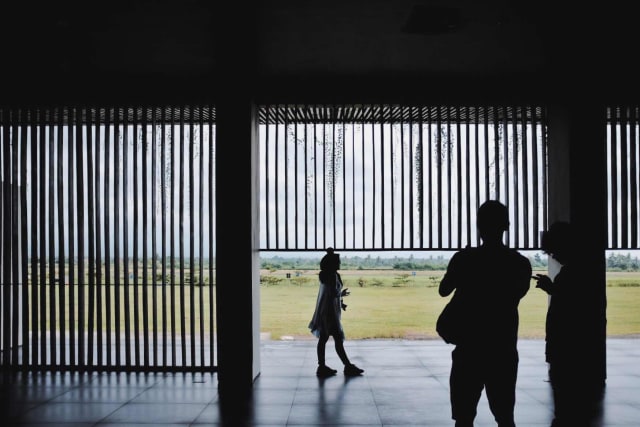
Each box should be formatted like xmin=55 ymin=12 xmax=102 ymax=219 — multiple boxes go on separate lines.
xmin=485 ymin=350 xmax=518 ymax=427
xmin=450 ymin=347 xmax=484 ymax=426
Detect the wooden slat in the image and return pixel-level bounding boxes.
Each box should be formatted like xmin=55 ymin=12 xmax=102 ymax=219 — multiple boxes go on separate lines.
xmin=151 ymin=107 xmax=158 ymax=367
xmin=189 ymin=106 xmax=195 ymax=367
xmin=379 ymin=104 xmax=384 ymax=248
xmin=123 ymin=107 xmax=131 ymax=368
xmin=390 ymin=108 xmax=395 ymax=247
xmin=360 ymin=112 xmax=368 ymax=248
xmin=502 ymin=106 xmax=510 ymax=242
xmin=370 ymin=108 xmax=376 ymax=247
xmin=426 ymin=109 xmax=432 ymax=248
xmin=436 ymin=106 xmax=442 ymax=248
xmin=521 ymin=106 xmax=530 ymax=247
xmin=54 ymin=109 xmax=65 ymax=368
xmin=20 ymin=109 xmax=30 ymax=367
xmin=94 ymin=108 xmax=103 ymax=368
xmin=161 ymin=107 xmax=168 ymax=367
xmin=341 ymin=107 xmax=347 ymax=248
xmin=114 ymin=107 xmax=121 ymax=367
xmin=30 ymin=110 xmax=39 ymax=367
xmin=179 ymin=106 xmax=186 ymax=366
xmin=610 ymin=108 xmax=618 ymax=247
xmin=104 ymin=107 xmax=113 ymax=368
xmin=493 ymin=106 xmax=501 ymax=201
xmin=464 ymin=107 xmax=472 ymax=245
xmin=284 ymin=105 xmax=289 ymax=248
xmin=511 ymin=105 xmax=519 ymax=247
xmin=133 ymin=108 xmax=140 ymax=367
xmin=142 ymin=107 xmax=149 ymax=369
xmin=445 ymin=107 xmax=452 ymax=248
xmin=408 ymin=107 xmax=415 ymax=248
xmin=38 ymin=111 xmax=46 ymax=366
xmin=87 ymin=107 xmax=96 ymax=368
xmin=264 ymin=106 xmax=271 ymax=248
xmin=620 ymin=107 xmax=629 ymax=247
xmin=170 ymin=107 xmax=176 ymax=368
xmin=455 ymin=106 xmax=462 ymax=248
xmin=276 ymin=109 xmax=281 ymax=248
xmin=350 ymin=118 xmax=355 ymax=248
xmin=77 ymin=106 xmax=86 ymax=369
xmin=11 ymin=111 xmax=20 ymax=367
xmin=474 ymin=107 xmax=482 ymax=245
xmin=531 ymin=107 xmax=540 ymax=246
xmin=68 ymin=108 xmax=78 ymax=366
xmin=198 ymin=106 xmax=205 ymax=367
xmin=483 ymin=105 xmax=490 ymax=205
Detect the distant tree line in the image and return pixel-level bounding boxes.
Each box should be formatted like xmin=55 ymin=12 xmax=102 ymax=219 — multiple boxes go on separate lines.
xmin=261 ymin=253 xmax=545 ymax=271
xmin=260 ymin=254 xmax=454 ymax=271
xmin=261 ymin=252 xmax=640 ymax=272
xmin=607 ymin=252 xmax=640 ymax=271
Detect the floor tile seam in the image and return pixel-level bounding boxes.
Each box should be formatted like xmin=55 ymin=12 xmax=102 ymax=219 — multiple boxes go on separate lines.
xmin=190 ymin=397 xmax=218 ymax=424
xmin=17 ymin=384 xmax=82 ymax=410
xmin=120 ymin=382 xmax=157 ymax=405
xmin=282 ymin=396 xmax=296 ymax=426
xmin=85 ymin=399 xmax=131 ymax=426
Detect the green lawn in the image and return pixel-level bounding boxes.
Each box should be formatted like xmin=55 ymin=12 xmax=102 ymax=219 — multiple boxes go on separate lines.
xmin=260 ymin=269 xmax=640 ymax=340
xmin=24 ymin=268 xmax=640 ymax=340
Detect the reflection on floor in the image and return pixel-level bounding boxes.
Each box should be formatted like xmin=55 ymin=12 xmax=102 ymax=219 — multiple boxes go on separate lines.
xmin=2 ymin=338 xmax=639 ymax=426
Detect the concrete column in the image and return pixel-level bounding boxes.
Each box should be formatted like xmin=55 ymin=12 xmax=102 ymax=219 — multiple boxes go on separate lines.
xmin=215 ymin=100 xmax=261 ymax=396
xmin=214 ymin=1 xmax=261 ymax=398
xmin=546 ymin=103 xmax=608 ymax=388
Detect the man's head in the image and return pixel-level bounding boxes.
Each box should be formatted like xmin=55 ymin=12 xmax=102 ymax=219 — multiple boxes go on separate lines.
xmin=477 ymin=200 xmax=509 ymax=243
xmin=541 ymin=221 xmax=574 ymax=264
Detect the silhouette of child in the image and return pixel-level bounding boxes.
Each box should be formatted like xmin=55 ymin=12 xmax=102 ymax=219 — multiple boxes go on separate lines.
xmin=309 ymin=248 xmax=364 ymax=377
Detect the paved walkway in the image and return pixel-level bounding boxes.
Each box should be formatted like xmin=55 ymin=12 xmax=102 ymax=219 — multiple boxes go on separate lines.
xmin=3 ymin=338 xmax=639 ymax=426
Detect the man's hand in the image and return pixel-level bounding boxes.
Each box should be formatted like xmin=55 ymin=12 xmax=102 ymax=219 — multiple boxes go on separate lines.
xmin=532 ymin=274 xmax=553 ymax=294
xmin=341 ymin=288 xmax=350 ymax=297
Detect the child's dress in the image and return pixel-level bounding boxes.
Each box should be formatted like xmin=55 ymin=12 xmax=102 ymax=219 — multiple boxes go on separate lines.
xmin=309 ymin=271 xmax=345 ymax=340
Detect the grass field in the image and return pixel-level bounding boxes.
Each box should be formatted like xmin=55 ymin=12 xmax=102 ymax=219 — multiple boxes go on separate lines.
xmin=260 ymin=269 xmax=640 ymax=340
xmin=22 ymin=269 xmax=639 ymax=341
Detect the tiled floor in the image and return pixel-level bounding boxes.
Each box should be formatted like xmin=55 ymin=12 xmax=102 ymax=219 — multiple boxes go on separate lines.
xmin=2 ymin=338 xmax=639 ymax=426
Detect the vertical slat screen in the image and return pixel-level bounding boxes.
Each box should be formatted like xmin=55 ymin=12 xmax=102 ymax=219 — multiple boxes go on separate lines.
xmin=608 ymin=106 xmax=640 ymax=249
xmin=0 ymin=106 xmax=216 ymax=372
xmin=259 ymin=105 xmax=548 ymax=251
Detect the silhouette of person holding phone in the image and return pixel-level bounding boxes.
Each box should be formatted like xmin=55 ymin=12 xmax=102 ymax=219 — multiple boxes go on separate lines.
xmin=533 ymin=221 xmax=604 ymax=426
xmin=439 ymin=200 xmax=531 ymax=427
xmin=309 ymin=247 xmax=364 ymax=377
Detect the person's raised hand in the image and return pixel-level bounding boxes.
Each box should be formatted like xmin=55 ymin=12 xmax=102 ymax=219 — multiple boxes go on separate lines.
xmin=532 ymin=274 xmax=552 ymax=294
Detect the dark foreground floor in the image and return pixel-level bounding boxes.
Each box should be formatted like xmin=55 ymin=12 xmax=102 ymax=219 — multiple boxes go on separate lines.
xmin=2 ymin=338 xmax=639 ymax=426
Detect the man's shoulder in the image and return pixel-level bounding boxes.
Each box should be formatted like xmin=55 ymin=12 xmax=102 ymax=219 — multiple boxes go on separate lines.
xmin=452 ymin=246 xmax=480 ymax=260
xmin=507 ymin=249 xmax=533 ymax=272
xmin=512 ymin=249 xmax=532 ymax=263
xmin=453 ymin=246 xmax=530 ymax=266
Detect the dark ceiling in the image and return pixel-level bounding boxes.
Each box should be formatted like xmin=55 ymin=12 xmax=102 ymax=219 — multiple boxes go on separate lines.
xmin=2 ymin=0 xmax=638 ymax=105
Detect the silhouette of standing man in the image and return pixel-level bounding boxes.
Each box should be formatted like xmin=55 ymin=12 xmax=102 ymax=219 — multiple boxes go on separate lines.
xmin=439 ymin=200 xmax=532 ymax=427
xmin=533 ymin=221 xmax=604 ymax=426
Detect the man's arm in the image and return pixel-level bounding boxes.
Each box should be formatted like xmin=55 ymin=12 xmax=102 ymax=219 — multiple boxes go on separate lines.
xmin=439 ymin=252 xmax=461 ymax=297
xmin=516 ymin=256 xmax=532 ymax=299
